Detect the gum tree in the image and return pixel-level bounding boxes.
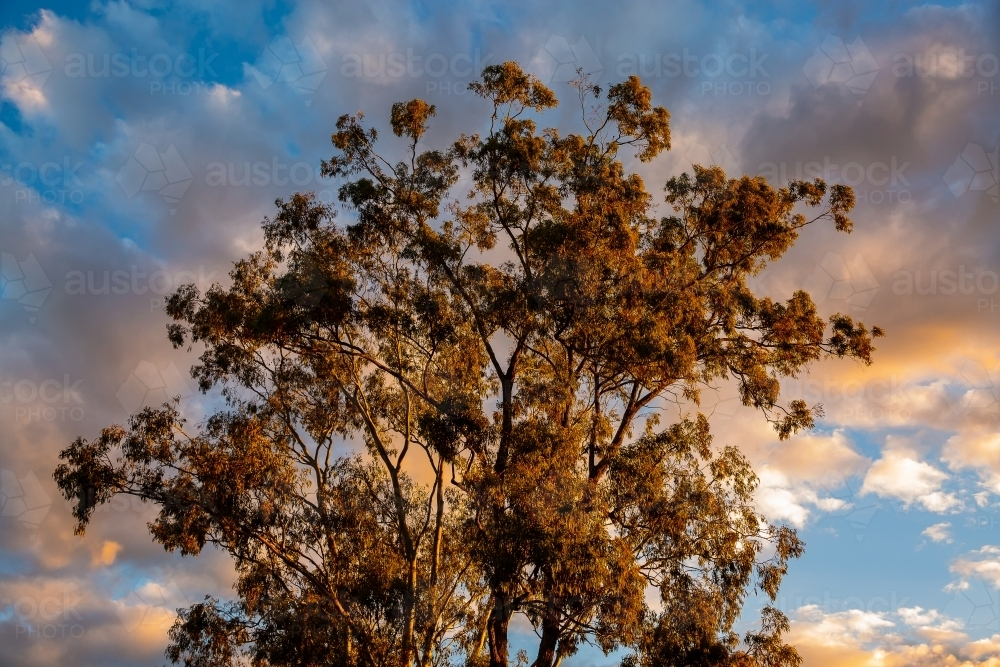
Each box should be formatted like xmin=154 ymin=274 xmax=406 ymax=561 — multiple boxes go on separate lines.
xmin=56 ymin=62 xmax=882 ymax=667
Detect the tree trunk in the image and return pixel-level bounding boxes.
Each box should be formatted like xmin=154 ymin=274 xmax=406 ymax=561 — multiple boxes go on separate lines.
xmin=403 ymin=561 xmax=419 ymax=666
xmin=531 ymin=616 xmax=559 ymax=667
xmin=487 ymin=594 xmax=512 ymax=667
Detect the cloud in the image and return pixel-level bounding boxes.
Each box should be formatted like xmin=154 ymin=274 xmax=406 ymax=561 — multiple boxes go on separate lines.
xmin=788 ymin=604 xmax=1000 ymax=667
xmin=755 ymin=472 xmax=813 ymax=527
xmin=767 ymin=430 xmax=871 ymax=482
xmin=0 ymin=2 xmax=999 ymax=666
xmin=861 ymin=444 xmax=961 ymax=512
xmin=950 ymin=545 xmax=1000 ymax=588
xmin=742 ymin=428 xmax=870 ymax=528
xmin=788 ymin=605 xmax=896 ymax=648
xmin=944 ymin=429 xmax=1000 ymax=493
xmin=964 ymin=634 xmax=1000 ymax=661
xmin=897 ymin=606 xmax=967 ymax=644
xmin=922 ymin=522 xmax=953 ymax=543
xmin=91 ymin=539 xmax=122 ymax=567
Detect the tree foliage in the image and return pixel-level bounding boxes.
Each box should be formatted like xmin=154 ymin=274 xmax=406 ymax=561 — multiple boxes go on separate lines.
xmin=56 ymin=62 xmax=882 ymax=667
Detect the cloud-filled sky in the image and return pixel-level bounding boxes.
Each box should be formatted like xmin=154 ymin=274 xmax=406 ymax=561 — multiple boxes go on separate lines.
xmin=0 ymin=1 xmax=998 ymax=665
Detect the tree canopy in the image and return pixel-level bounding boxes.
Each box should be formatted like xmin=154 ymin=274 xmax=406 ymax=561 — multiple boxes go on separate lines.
xmin=56 ymin=62 xmax=882 ymax=667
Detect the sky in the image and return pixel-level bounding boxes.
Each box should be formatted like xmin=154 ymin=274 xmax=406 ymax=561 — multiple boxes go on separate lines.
xmin=0 ymin=1 xmax=999 ymax=665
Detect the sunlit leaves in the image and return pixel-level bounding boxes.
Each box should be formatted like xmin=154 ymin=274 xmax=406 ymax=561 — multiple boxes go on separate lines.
xmin=55 ymin=61 xmax=882 ymax=667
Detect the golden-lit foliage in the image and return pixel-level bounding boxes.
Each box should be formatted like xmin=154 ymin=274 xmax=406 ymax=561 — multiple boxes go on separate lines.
xmin=55 ymin=62 xmax=882 ymax=667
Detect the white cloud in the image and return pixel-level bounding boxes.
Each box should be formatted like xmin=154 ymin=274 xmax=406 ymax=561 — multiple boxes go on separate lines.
xmin=922 ymin=522 xmax=953 ymax=543
xmin=963 ymin=634 xmax=1000 ymax=660
xmin=767 ymin=429 xmax=871 ymax=482
xmin=755 ymin=471 xmax=812 ymax=527
xmin=897 ymin=606 xmax=967 ymax=644
xmin=950 ymin=545 xmax=1000 ymax=588
xmin=944 ymin=429 xmax=1000 ymax=493
xmin=789 ymin=605 xmax=895 ymax=648
xmin=743 ymin=428 xmax=871 ymax=527
xmin=755 ymin=464 xmax=862 ymax=528
xmin=787 ymin=603 xmax=1000 ymax=667
xmin=861 ymin=445 xmax=960 ymax=512
xmin=897 ymin=606 xmax=961 ymax=631
xmin=919 ymin=491 xmax=962 ymax=513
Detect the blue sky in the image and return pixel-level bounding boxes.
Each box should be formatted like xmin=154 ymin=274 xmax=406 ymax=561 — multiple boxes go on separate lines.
xmin=1 ymin=1 xmax=999 ymax=665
